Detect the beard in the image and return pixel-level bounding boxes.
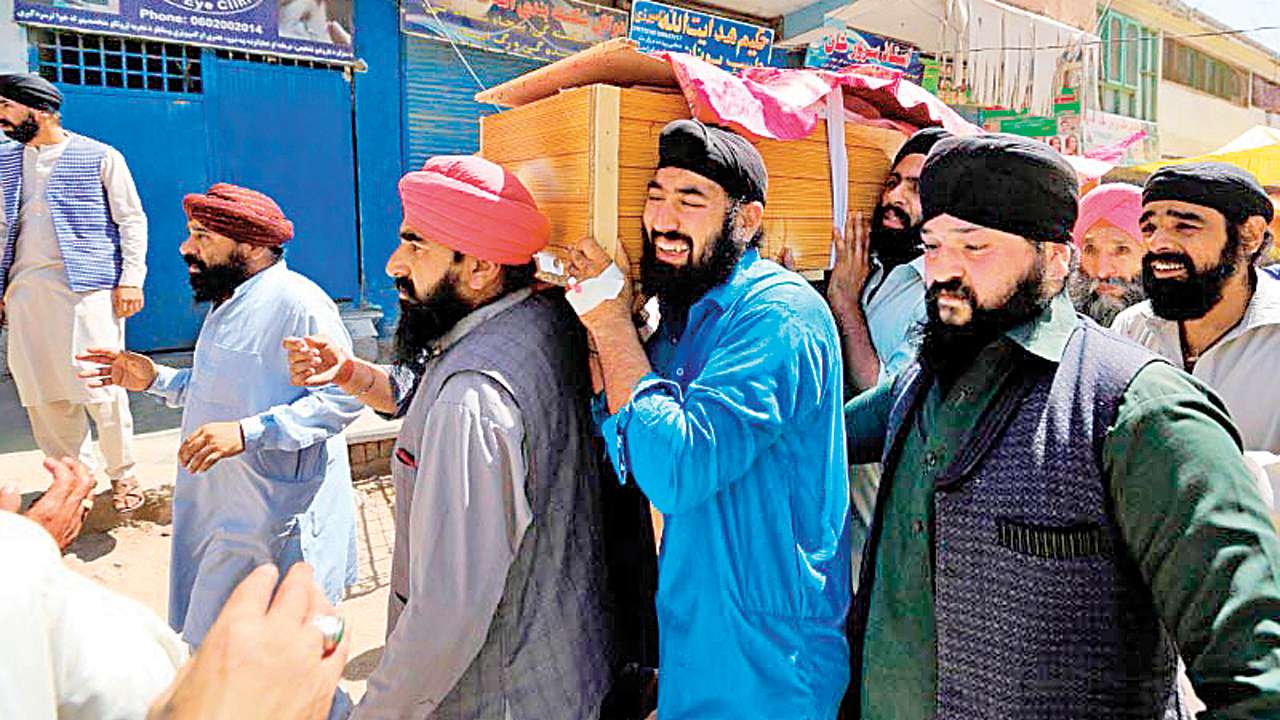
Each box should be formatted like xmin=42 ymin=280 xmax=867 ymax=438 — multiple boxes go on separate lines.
xmin=392 ymin=273 xmax=474 ymax=367
xmin=919 ymin=252 xmax=1052 ymax=380
xmin=0 ymin=112 xmax=40 ymax=145
xmin=1068 ymin=272 xmax=1146 ymax=327
xmin=640 ymin=207 xmax=747 ymax=325
xmin=1142 ymin=225 xmax=1242 ymax=321
xmin=184 ymin=252 xmax=252 ymax=304
xmin=870 ymin=203 xmax=923 ymax=269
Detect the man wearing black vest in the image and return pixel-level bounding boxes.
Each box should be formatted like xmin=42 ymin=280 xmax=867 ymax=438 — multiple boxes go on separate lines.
xmin=288 ymin=155 xmax=618 ymax=720
xmin=843 ymin=134 xmax=1280 ymax=718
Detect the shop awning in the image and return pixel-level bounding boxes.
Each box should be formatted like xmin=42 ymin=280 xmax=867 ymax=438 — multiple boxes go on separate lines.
xmin=1113 ymin=125 xmax=1280 ymax=187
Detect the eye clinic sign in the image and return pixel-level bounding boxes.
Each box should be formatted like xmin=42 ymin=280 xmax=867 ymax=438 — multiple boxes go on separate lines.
xmin=13 ymin=0 xmax=355 ymax=63
xmin=162 ymin=0 xmax=264 ymax=14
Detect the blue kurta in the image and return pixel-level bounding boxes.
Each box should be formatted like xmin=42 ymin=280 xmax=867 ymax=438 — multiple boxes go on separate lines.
xmin=147 ymin=261 xmax=362 ymax=646
xmin=598 ymin=249 xmax=852 ymax=719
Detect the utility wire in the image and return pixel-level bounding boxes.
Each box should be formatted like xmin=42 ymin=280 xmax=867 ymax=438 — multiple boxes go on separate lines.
xmin=963 ymin=24 xmax=1280 ymax=53
xmin=416 ymin=0 xmax=503 ymax=110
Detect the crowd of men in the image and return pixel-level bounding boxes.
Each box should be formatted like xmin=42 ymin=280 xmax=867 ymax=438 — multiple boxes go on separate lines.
xmin=3 ymin=66 xmax=1280 ymax=720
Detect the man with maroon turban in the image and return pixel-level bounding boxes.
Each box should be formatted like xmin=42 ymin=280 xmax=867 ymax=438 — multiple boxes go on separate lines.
xmin=77 ymin=184 xmax=362 ymax=659
xmin=287 ymin=156 xmax=618 ymax=719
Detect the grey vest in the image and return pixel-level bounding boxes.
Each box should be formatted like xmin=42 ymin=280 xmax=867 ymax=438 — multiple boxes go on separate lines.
xmin=394 ymin=292 xmax=616 ymax=720
xmin=850 ymin=319 xmax=1187 ymax=719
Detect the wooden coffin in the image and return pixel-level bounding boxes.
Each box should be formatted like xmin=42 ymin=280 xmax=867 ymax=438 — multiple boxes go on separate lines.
xmin=479 ymin=81 xmax=905 ymax=274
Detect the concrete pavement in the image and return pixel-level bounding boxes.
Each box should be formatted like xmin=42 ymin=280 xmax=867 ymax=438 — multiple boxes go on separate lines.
xmin=2 ymin=376 xmax=401 ymax=703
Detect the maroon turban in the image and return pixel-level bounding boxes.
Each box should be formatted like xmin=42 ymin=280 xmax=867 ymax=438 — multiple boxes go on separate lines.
xmin=182 ymin=183 xmax=295 ymax=247
xmin=399 ymin=155 xmax=549 ymax=266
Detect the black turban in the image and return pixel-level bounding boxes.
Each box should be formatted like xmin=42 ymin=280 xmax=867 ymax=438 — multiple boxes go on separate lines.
xmin=920 ymin=133 xmax=1079 ymax=244
xmin=1143 ymin=162 xmax=1274 ymax=225
xmin=892 ymin=126 xmax=952 ymax=168
xmin=0 ymin=73 xmax=62 ymax=112
xmin=658 ymin=119 xmax=768 ymax=205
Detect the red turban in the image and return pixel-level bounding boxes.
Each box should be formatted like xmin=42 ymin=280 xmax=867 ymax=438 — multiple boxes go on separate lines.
xmin=182 ymin=183 xmax=294 ymax=247
xmin=1072 ymin=183 xmax=1143 ymax=247
xmin=398 ymin=156 xmax=549 ymax=266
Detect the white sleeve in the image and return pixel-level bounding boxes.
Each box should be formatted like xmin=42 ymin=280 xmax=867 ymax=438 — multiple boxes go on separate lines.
xmin=101 ymin=148 xmax=148 ymax=288
xmin=0 ymin=513 xmax=188 ymax=720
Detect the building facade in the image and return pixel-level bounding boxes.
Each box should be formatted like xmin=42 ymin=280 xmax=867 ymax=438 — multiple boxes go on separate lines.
xmin=1099 ymin=0 xmax=1280 ymax=159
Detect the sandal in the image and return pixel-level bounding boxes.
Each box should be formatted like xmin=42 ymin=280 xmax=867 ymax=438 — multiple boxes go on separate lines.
xmin=111 ymin=477 xmax=145 ymax=514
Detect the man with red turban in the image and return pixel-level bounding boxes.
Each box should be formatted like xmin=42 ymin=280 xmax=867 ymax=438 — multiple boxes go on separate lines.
xmin=1068 ymin=182 xmax=1147 ymax=326
xmin=287 ymin=155 xmax=619 ymax=719
xmin=78 ymin=183 xmax=363 ymax=664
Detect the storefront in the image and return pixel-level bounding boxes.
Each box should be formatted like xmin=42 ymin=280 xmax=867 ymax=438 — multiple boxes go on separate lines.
xmin=8 ymin=0 xmax=363 ymax=350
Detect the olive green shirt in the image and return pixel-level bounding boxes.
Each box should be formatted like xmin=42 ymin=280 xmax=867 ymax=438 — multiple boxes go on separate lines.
xmin=845 ymin=293 xmax=1280 ymax=718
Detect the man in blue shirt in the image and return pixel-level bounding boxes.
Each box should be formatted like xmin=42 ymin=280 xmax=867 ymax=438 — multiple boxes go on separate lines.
xmin=567 ymin=119 xmax=851 ymax=719
xmin=78 ymin=184 xmax=361 ymax=650
xmin=826 ymin=127 xmax=948 ymax=577
xmin=827 ymin=127 xmax=949 ymax=392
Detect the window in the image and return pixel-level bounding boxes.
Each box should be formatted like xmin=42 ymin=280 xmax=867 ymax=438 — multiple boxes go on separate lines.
xmin=213 ymin=49 xmax=345 ymax=72
xmin=1255 ymin=75 xmax=1280 ymax=114
xmin=30 ymin=28 xmax=202 ymax=94
xmin=1162 ymin=38 xmax=1247 ymax=106
xmin=1098 ymin=9 xmax=1157 ymax=121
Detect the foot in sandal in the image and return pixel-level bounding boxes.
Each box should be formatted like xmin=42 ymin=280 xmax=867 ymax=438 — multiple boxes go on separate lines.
xmin=110 ymin=476 xmax=145 ymax=514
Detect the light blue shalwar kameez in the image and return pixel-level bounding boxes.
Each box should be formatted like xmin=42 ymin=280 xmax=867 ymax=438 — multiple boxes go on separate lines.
xmin=147 ymin=261 xmax=362 ymax=647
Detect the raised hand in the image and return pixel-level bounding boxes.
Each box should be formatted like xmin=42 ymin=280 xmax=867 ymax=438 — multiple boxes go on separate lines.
xmin=77 ymin=347 xmax=158 ymax=392
xmin=567 ymin=236 xmax=634 ymax=330
xmin=147 ymin=563 xmax=349 ymax=720
xmin=284 ymin=335 xmax=352 ymax=388
xmin=827 ymin=211 xmax=872 ymax=323
xmin=9 ymin=458 xmax=98 ymax=551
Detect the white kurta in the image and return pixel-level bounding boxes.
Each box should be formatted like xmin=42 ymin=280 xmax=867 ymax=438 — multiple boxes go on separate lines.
xmin=1112 ymin=272 xmax=1280 ymax=501
xmin=0 ymin=512 xmax=187 ymax=720
xmin=1 ymin=136 xmax=147 ymax=407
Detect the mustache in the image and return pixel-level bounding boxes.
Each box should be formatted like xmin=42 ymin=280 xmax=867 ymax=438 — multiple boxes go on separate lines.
xmin=926 ymin=278 xmax=976 ymax=304
xmin=879 ymin=205 xmax=910 ymax=226
xmin=1143 ymin=252 xmax=1194 ymax=274
xmin=648 ymin=231 xmax=694 ymax=246
xmin=394 ymin=276 xmax=417 ymax=299
xmin=182 ymin=253 xmax=208 ymax=272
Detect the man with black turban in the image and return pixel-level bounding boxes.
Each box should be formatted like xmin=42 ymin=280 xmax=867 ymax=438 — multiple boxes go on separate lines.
xmin=841 ymin=135 xmax=1280 ymax=718
xmin=565 ymin=119 xmax=852 ymax=718
xmin=824 ymin=126 xmax=950 ymax=586
xmin=1113 ymin=162 xmax=1280 ymax=492
xmin=0 ymin=72 xmax=148 ymax=514
xmin=828 ymin=126 xmax=950 ymax=392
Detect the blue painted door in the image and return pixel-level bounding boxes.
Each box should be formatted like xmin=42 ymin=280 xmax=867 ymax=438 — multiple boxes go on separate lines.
xmin=204 ymin=55 xmax=360 ymax=303
xmin=57 ymin=84 xmax=211 ymax=351
xmin=46 ymin=43 xmax=359 ymax=351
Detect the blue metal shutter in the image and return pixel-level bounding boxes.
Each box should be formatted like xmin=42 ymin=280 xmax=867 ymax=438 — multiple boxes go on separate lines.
xmin=402 ymin=36 xmax=542 ymax=172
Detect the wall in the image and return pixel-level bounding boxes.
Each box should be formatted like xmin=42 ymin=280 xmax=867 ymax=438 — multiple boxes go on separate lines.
xmin=783 ymin=0 xmax=1096 ymax=43
xmin=1109 ymin=0 xmax=1280 ymax=79
xmin=351 ymin=0 xmax=405 ymax=333
xmin=0 ymin=0 xmax=27 ymax=74
xmin=1001 ymin=0 xmax=1096 ymax=32
xmin=1158 ymin=81 xmax=1268 ymax=157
